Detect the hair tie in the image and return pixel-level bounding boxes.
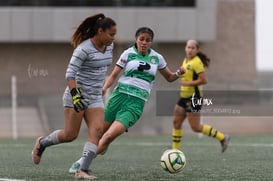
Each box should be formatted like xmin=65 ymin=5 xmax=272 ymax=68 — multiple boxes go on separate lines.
xmin=96 ymin=16 xmax=104 ymax=23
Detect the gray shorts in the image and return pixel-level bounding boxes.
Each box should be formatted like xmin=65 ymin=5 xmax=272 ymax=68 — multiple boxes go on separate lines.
xmin=63 ymin=87 xmax=105 ymax=109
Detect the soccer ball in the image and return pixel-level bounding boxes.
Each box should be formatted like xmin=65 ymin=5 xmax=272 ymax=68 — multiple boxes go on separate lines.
xmin=160 ymin=149 xmax=186 ymax=173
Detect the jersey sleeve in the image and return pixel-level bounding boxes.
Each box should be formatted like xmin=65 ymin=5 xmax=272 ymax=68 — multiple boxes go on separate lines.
xmin=194 ymin=58 xmax=205 ymax=74
xmin=158 ymin=54 xmax=167 ymax=70
xmin=116 ymin=50 xmax=128 ymax=69
xmin=65 ymin=47 xmax=88 ymax=80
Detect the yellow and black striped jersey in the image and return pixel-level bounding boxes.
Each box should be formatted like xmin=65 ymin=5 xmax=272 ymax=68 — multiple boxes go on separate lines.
xmin=180 ymin=56 xmax=205 ymax=98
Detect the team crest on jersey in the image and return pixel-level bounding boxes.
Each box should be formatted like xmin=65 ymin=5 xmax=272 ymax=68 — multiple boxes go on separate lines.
xmin=150 ymin=56 xmax=157 ymax=64
xmin=186 ymin=64 xmax=191 ymax=70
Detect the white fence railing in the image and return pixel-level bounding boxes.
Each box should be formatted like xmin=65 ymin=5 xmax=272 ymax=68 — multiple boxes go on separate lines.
xmin=11 ymin=75 xmax=18 ymax=140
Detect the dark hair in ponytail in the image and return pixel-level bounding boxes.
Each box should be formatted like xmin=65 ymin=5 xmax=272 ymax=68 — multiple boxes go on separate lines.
xmin=71 ymin=13 xmax=116 ymax=48
xmin=187 ymin=40 xmax=210 ymax=67
xmin=197 ymin=51 xmax=210 ymax=67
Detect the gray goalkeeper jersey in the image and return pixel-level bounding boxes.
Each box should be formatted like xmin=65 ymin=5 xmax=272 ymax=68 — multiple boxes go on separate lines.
xmin=65 ymin=39 xmax=113 ymax=96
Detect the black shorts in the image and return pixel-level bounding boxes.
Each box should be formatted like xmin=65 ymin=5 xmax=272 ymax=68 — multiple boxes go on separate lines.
xmin=177 ymin=97 xmax=202 ymax=113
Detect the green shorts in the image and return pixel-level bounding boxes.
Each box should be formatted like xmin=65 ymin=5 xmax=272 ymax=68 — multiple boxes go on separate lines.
xmin=105 ymin=88 xmax=145 ymax=130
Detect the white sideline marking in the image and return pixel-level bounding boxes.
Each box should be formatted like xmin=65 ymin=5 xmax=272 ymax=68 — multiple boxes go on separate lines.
xmin=113 ymin=142 xmax=273 ymax=148
xmin=0 ymin=178 xmax=26 ymax=181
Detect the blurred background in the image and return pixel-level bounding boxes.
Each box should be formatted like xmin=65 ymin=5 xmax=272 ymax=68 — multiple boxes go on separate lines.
xmin=0 ymin=0 xmax=272 ymax=139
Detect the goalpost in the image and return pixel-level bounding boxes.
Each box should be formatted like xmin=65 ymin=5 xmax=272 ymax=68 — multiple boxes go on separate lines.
xmin=11 ymin=75 xmax=18 ymax=140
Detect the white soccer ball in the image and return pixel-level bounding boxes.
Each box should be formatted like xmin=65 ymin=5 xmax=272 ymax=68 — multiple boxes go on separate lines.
xmin=160 ymin=149 xmax=186 ymax=173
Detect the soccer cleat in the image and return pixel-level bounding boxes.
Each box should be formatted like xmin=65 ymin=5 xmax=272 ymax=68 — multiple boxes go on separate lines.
xmin=69 ymin=161 xmax=92 ymax=174
xmin=32 ymin=136 xmax=46 ymax=164
xmin=220 ymin=135 xmax=230 ymax=153
xmin=74 ymin=170 xmax=97 ymax=180
xmin=69 ymin=162 xmax=81 ymax=174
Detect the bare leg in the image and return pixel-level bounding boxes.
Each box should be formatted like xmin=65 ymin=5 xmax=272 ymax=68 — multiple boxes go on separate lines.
xmin=97 ymin=121 xmax=126 ymax=154
xmin=172 ymin=105 xmax=186 ymax=149
xmin=32 ymin=108 xmax=84 ymax=164
xmin=78 ymin=108 xmax=104 ymax=172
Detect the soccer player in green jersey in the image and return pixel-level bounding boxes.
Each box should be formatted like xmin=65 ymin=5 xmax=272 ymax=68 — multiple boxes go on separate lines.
xmin=172 ymin=40 xmax=230 ymax=153
xmin=69 ymin=27 xmax=185 ymax=177
xmin=99 ymin=27 xmax=185 ymax=154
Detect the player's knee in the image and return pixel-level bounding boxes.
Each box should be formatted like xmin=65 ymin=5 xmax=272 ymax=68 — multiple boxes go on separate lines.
xmin=93 ymin=126 xmax=104 ymax=139
xmin=102 ymin=132 xmax=115 ymax=144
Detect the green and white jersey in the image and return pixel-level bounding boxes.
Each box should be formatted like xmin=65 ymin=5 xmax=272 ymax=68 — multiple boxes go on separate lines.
xmin=116 ymin=45 xmax=167 ymax=101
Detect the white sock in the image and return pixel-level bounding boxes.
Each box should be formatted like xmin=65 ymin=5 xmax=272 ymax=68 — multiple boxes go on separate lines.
xmin=80 ymin=142 xmax=97 ymax=172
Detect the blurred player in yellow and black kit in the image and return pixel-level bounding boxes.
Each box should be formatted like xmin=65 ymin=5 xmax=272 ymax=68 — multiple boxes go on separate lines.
xmin=172 ymin=40 xmax=230 ymax=153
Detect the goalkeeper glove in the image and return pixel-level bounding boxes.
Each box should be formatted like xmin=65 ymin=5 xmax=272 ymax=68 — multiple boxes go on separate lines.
xmin=70 ymin=88 xmax=87 ymax=112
